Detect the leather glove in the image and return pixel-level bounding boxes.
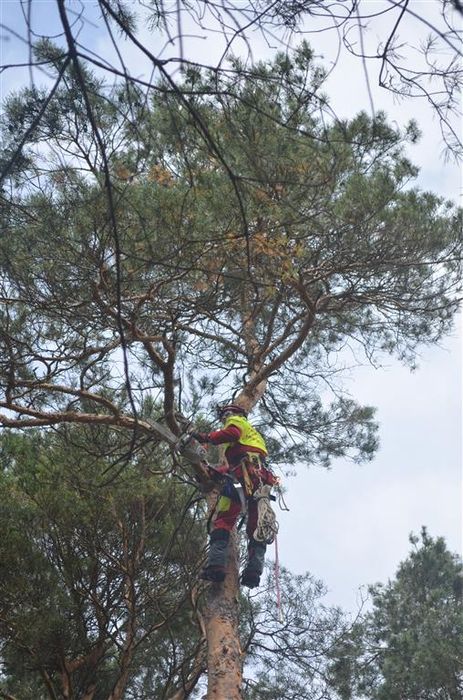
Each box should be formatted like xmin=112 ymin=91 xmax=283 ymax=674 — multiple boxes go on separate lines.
xmin=190 ymin=431 xmax=210 ymax=443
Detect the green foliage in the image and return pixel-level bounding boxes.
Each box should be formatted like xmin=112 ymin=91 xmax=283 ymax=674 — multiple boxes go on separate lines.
xmin=329 ymin=529 xmax=463 ymax=699
xmin=1 ymin=46 xmax=460 ymax=473
xmin=241 ymin=569 xmax=347 ymax=699
xmin=0 ymin=428 xmax=205 ymax=699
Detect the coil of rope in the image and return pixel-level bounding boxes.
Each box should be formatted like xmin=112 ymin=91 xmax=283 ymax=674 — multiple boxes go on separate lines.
xmin=253 ymin=484 xmax=279 ymax=544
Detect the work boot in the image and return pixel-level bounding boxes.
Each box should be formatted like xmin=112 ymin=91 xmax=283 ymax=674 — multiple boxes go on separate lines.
xmin=240 ymin=570 xmax=260 ymax=588
xmin=200 ymin=565 xmax=226 ymax=582
xmin=241 ymin=539 xmax=266 ymax=589
xmin=201 ymin=529 xmax=230 ymax=583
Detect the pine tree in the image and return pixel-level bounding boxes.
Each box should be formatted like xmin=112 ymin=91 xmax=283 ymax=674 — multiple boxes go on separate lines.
xmin=329 ymin=529 xmax=463 ymax=700
xmin=0 ymin=45 xmax=461 ymax=698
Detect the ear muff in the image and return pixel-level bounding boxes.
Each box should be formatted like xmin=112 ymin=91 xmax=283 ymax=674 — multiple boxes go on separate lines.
xmin=216 ymin=403 xmax=247 ymax=419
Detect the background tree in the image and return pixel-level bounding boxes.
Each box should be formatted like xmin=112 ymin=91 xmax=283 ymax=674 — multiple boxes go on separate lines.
xmin=0 ymin=428 xmax=207 ymax=700
xmin=329 ymin=529 xmax=463 ymax=700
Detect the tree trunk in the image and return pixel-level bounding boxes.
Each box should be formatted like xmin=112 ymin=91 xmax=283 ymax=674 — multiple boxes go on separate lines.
xmin=202 ymin=372 xmax=269 ymax=699
xmin=204 ymin=531 xmax=242 ymax=700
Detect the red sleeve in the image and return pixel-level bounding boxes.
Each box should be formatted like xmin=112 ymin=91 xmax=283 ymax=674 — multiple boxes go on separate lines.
xmin=207 ymin=425 xmax=241 ymax=445
xmin=267 ymin=471 xmax=280 ymax=486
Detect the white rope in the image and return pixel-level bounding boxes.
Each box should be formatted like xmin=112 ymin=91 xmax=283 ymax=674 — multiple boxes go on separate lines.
xmin=253 ymin=484 xmax=279 ymax=544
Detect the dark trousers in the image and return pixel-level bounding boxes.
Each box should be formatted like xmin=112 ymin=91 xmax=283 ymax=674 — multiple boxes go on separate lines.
xmin=206 ymin=481 xmax=266 ymax=576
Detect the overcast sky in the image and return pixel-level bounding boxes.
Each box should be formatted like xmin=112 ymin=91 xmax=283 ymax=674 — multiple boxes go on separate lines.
xmin=264 ymin=3 xmax=463 ymax=611
xmin=1 ymin=0 xmax=461 ymax=613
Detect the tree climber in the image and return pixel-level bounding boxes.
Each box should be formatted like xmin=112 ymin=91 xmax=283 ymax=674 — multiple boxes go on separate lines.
xmin=191 ymin=404 xmax=279 ymax=588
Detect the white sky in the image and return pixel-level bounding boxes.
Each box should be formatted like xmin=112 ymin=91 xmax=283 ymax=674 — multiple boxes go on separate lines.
xmin=266 ymin=2 xmax=463 ymax=611
xmin=280 ymin=323 xmax=461 ymax=610
xmin=1 ymin=0 xmax=461 ymax=612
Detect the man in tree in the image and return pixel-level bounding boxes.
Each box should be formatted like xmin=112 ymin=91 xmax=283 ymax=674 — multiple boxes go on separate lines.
xmin=192 ymin=404 xmax=279 ymax=587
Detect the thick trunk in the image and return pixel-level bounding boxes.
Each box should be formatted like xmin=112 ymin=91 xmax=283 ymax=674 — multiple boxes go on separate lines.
xmin=202 ymin=369 xmax=267 ymax=699
xmin=204 ymin=532 xmax=242 ymax=700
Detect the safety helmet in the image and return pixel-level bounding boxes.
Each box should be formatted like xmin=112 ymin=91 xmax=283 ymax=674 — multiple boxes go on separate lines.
xmin=216 ymin=403 xmax=247 ymax=419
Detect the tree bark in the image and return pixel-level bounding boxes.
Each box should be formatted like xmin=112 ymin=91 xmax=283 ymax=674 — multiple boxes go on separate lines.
xmin=202 ymin=291 xmax=279 ymax=699
xmin=204 ymin=532 xmax=242 ymax=700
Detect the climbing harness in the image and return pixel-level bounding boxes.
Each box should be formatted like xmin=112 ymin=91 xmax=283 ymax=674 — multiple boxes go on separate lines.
xmin=206 ymin=477 xmax=247 ymax=534
xmin=240 ymin=462 xmax=254 ymax=496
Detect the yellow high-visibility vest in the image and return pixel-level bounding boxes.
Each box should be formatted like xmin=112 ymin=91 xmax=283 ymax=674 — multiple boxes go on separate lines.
xmin=223 ymin=414 xmax=268 ymax=455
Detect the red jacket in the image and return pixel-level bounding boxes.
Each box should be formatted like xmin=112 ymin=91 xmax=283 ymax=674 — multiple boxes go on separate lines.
xmin=206 ymin=423 xmax=278 ymax=488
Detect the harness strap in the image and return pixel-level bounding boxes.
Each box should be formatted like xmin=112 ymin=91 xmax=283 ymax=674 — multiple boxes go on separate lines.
xmin=207 ymin=480 xmax=246 ymax=533
xmin=241 ymin=463 xmax=254 ymax=496
xmin=231 ymin=452 xmax=268 ymax=496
